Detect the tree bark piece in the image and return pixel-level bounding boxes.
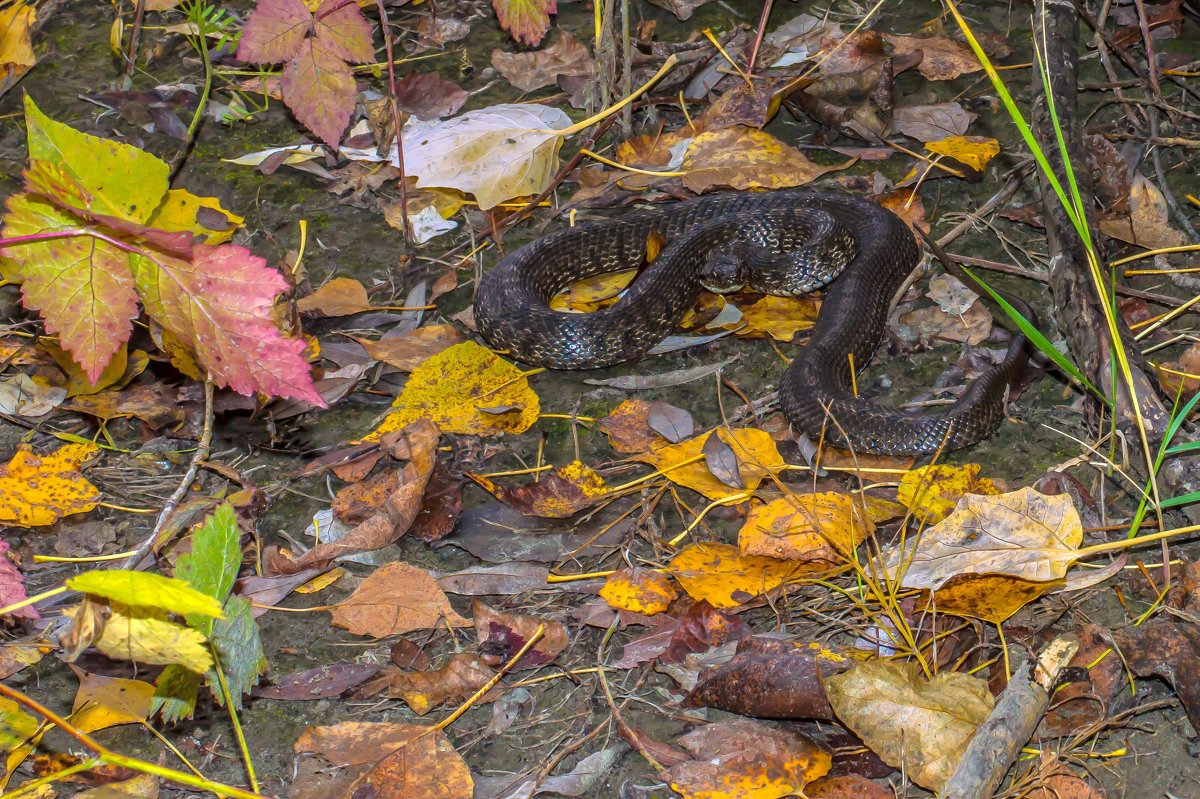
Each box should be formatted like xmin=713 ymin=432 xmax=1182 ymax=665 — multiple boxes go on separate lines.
xmin=940 ymin=636 xmax=1080 ymax=799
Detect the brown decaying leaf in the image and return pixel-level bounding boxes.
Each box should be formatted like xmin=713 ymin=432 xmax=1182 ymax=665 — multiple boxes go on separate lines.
xmin=270 ymin=420 xmax=440 ymax=573
xmin=409 ymin=462 xmax=462 ymax=542
xmin=817 ymin=30 xmax=887 ymax=77
xmin=296 ymin=721 xmax=473 ymax=799
xmin=466 ymin=460 xmax=607 ymax=518
xmin=824 ymin=660 xmax=993 ymax=791
xmin=330 ymin=561 xmax=471 ymax=638
xmin=702 ymin=430 xmax=743 ymax=489
xmin=683 ymin=637 xmax=867 ymax=720
xmin=473 ymin=599 xmax=569 ymax=669
xmin=883 ymin=33 xmax=981 ymax=81
xmin=599 ymin=399 xmax=673 ymax=453
xmin=491 ymin=29 xmax=592 ymax=93
xmin=891 ymin=102 xmax=976 ymax=141
xmin=1099 ymin=173 xmax=1187 ymax=250
xmin=681 ymin=126 xmax=850 ymax=194
xmin=357 ymin=325 xmax=466 ymax=370
xmin=296 ymin=277 xmax=375 ymax=316
xmin=393 ymin=72 xmax=468 ymax=120
xmin=252 ymin=663 xmax=382 ymax=701
xmin=807 ymin=774 xmax=896 ymax=799
xmin=665 ymin=717 xmax=832 ymax=799
xmin=897 ymin=298 xmax=992 ymax=347
xmin=374 ymin=653 xmax=497 ymax=714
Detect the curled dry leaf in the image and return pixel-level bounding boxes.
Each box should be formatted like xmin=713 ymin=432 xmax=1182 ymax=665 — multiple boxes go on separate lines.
xmin=665 ymin=717 xmax=832 ymax=799
xmin=668 ymin=542 xmax=796 ymax=608
xmin=472 ymin=599 xmax=569 ymax=669
xmin=379 ymin=652 xmax=497 ymax=715
xmin=466 ymin=460 xmax=607 ymax=518
xmin=330 ymin=561 xmax=471 ymax=638
xmin=599 ymin=567 xmax=680 ymax=615
xmin=887 ymin=487 xmax=1083 ymax=590
xmin=1099 ymin=174 xmax=1187 ymax=250
xmin=636 ymin=428 xmax=784 ymax=501
xmin=368 ymin=342 xmax=540 ymax=439
xmin=600 ymin=400 xmax=679 ymax=453
xmin=897 ymin=463 xmax=1001 ymax=523
xmin=490 ymin=29 xmax=592 ymax=92
xmin=824 ymin=659 xmax=993 ymax=791
xmin=739 ymin=492 xmax=875 ymax=563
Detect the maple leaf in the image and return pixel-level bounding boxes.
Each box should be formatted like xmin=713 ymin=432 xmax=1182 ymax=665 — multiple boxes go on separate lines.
xmin=492 ymin=0 xmax=557 ymax=47
xmin=281 ymin=38 xmax=357 ymax=148
xmin=131 ymin=244 xmax=323 ymax=405
xmin=236 ymin=0 xmax=312 ymax=64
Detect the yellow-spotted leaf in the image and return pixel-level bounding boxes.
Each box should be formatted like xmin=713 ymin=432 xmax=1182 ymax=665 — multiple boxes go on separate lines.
xmin=924 ymin=135 xmax=1000 ymax=172
xmin=636 ymin=428 xmax=784 ymax=500
xmin=368 ymin=341 xmax=540 ymax=438
xmin=897 ymin=463 xmax=1001 ymax=523
xmin=739 ymin=493 xmax=874 ymax=563
xmin=68 ymin=570 xmax=225 ymax=619
xmin=669 ymin=542 xmax=796 ymax=608
xmin=922 ymin=573 xmax=1062 ymax=624
xmin=0 ymin=442 xmax=100 ymax=527
xmin=599 ymin=567 xmax=679 ymax=615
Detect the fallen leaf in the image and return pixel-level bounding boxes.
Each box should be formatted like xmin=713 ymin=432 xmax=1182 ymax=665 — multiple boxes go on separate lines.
xmin=1099 ymin=174 xmax=1187 ymax=250
xmin=71 ymin=671 xmax=155 ymax=733
xmin=297 ymin=277 xmax=376 ymax=316
xmin=491 ymin=29 xmax=591 ymax=92
xmin=739 ymin=493 xmax=875 ymax=563
xmin=807 ymin=774 xmax=896 ymax=799
xmin=891 ymin=102 xmax=976 ymax=141
xmin=897 ymin=463 xmax=1001 ymax=523
xmin=635 ymin=428 xmax=784 ymax=501
xmin=924 ymin=135 xmax=1000 ymax=172
xmin=252 ymin=663 xmax=382 ymax=700
xmin=681 ymin=126 xmax=848 ymax=194
xmin=0 ymin=1 xmax=37 ymax=99
xmin=368 ymin=341 xmax=540 ymax=438
xmin=734 ymin=294 xmax=821 ymax=341
xmin=0 ymin=442 xmax=100 ymax=527
xmin=897 ymin=299 xmax=992 ymax=346
xmin=702 ymin=431 xmax=743 ymax=489
xmin=646 ymin=401 xmax=696 ymax=443
xmin=665 ymin=717 xmax=832 ymax=799
xmin=375 ymin=653 xmax=496 ymax=714
xmin=393 ymin=72 xmax=468 ymax=121
xmin=824 ymin=659 xmax=993 ymax=791
xmin=356 ymin=325 xmax=466 ymax=370
xmin=398 ymin=104 xmax=571 ymax=210
xmin=73 ymin=774 xmax=159 ymax=798
xmin=884 ymin=33 xmax=981 ymax=81
xmin=466 ymin=460 xmax=607 ymax=518
xmin=886 ymin=487 xmax=1084 ymax=590
xmin=646 ymin=0 xmax=712 ymax=20
xmin=330 ymin=561 xmax=471 ymax=638
xmin=600 ymin=400 xmax=677 ymax=452
xmin=669 ymin=542 xmax=796 ymax=608
xmin=599 ymin=568 xmax=679 ymax=615
xmin=548 ymin=268 xmax=637 ymax=312
xmin=473 ymin=599 xmax=568 ymax=669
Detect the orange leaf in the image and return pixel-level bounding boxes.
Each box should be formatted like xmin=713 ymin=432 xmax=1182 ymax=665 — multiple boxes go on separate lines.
xmin=897 ymin=463 xmax=1001 ymax=523
xmin=0 ymin=443 xmax=100 ymax=527
xmin=738 ymin=493 xmax=874 ymax=563
xmin=599 ymin=567 xmax=679 ymax=615
xmin=330 ymin=562 xmax=471 ymax=638
xmin=668 ymin=542 xmax=796 ymax=608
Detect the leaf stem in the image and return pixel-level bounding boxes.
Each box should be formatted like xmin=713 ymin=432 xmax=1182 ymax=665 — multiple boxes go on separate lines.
xmin=556 ymin=54 xmax=679 ymax=138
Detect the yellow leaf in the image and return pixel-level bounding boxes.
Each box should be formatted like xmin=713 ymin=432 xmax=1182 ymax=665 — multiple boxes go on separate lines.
xmin=68 ymin=571 xmax=225 ymax=619
xmin=635 ymin=428 xmax=784 ymax=500
xmin=681 ymin=126 xmax=851 ymax=194
xmin=887 ymin=488 xmax=1084 ymax=591
xmin=734 ymin=295 xmax=821 ymax=341
xmin=824 ymin=660 xmax=993 ymax=791
xmin=599 ymin=567 xmax=678 ymax=615
xmin=897 ymin=463 xmax=1001 ymax=523
xmin=75 ymin=774 xmax=160 ymax=798
xmin=145 ymin=189 xmax=244 ymax=245
xmin=924 ymin=135 xmax=1000 ymax=172
xmin=467 ymin=460 xmax=608 ymax=518
xmin=668 ymin=542 xmax=796 ymax=608
xmin=738 ymin=493 xmax=874 ymax=563
xmin=295 ymin=567 xmax=346 ymax=594
xmin=0 ymin=2 xmax=37 ymax=99
xmin=0 ymin=442 xmax=100 ymax=527
xmin=548 ymin=269 xmax=638 ymax=312
xmin=923 ymin=573 xmax=1061 ymax=624
xmin=0 ymin=696 xmax=38 ymax=753
xmin=368 ymin=341 xmax=540 ymax=439
xmin=85 ymin=602 xmax=214 ymax=673
xmin=71 ymin=672 xmax=155 ymax=733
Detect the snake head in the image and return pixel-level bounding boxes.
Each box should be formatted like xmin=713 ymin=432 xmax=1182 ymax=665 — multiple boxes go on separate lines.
xmin=700 ymin=251 xmax=748 ymax=294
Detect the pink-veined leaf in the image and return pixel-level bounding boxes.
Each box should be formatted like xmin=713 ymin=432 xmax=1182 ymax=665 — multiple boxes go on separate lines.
xmin=130 ymin=244 xmax=324 ymax=406
xmin=492 ymin=0 xmax=557 ymax=47
xmin=313 ymin=0 xmax=374 ymax=64
xmin=280 ymin=38 xmax=356 ymax=147
xmin=0 ymin=193 xmax=139 ymax=379
xmin=237 ymin=0 xmax=312 ymax=64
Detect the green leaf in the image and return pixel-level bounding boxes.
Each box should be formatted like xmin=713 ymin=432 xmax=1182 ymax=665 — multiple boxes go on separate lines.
xmin=175 ymin=503 xmax=242 ymax=633
xmin=68 ymin=570 xmax=224 ymax=619
xmin=151 ymin=664 xmax=200 ymax=723
xmin=206 ymin=595 xmax=266 ymax=709
xmin=23 ymin=94 xmax=168 ymax=224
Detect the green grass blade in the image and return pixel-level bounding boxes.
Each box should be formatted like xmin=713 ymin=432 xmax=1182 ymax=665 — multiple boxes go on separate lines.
xmin=1160 ymin=491 xmax=1200 ymax=510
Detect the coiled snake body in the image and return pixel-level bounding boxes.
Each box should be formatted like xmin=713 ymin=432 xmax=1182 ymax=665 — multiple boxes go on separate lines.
xmin=474 ymin=190 xmax=1029 ymax=456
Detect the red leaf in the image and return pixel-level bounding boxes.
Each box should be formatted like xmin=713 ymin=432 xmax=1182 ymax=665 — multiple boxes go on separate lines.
xmin=281 ymin=39 xmax=356 ymax=147
xmin=313 ymin=0 xmax=374 ymax=64
xmin=131 ymin=244 xmax=324 ymax=405
xmin=0 ymin=194 xmax=139 ymax=379
xmin=492 ymin=0 xmax=557 ymax=47
xmin=237 ymin=0 xmax=312 ymax=64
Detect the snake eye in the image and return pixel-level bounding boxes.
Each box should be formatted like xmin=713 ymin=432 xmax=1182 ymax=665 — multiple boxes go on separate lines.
xmin=700 ymin=253 xmax=746 ymax=293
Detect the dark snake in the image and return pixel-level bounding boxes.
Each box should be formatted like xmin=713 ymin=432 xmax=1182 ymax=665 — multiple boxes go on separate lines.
xmin=474 ymin=190 xmax=1031 ymax=456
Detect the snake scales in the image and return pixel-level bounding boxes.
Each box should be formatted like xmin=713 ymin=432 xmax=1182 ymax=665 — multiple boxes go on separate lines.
xmin=474 ymin=190 xmax=1030 ymax=456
